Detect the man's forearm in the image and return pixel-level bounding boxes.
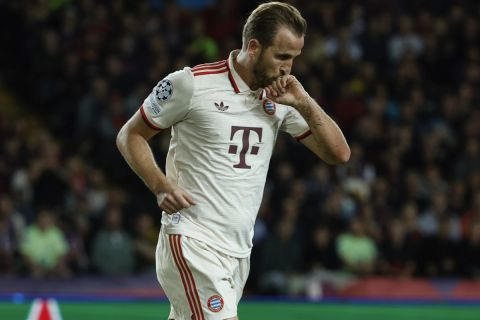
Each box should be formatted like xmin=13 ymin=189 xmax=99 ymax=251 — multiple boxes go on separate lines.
xmin=296 ymin=95 xmax=350 ymax=164
xmin=116 ymin=127 xmax=170 ymax=195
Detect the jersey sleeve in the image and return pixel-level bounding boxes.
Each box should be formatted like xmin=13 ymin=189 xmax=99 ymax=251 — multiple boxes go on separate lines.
xmin=280 ymin=106 xmax=312 ymax=141
xmin=140 ymin=67 xmax=194 ymax=130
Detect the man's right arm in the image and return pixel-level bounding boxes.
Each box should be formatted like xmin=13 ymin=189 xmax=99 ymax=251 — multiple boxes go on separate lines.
xmin=116 ymin=110 xmax=195 ymax=213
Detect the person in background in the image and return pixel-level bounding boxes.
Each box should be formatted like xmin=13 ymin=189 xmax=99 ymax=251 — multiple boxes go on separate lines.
xmin=336 ymin=217 xmax=377 ymax=275
xmin=133 ymin=212 xmax=158 ymax=274
xmin=91 ymin=206 xmax=134 ymax=276
xmin=20 ymin=209 xmax=70 ymax=278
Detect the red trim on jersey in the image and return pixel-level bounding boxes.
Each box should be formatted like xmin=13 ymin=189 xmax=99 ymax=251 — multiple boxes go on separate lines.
xmin=295 ymin=130 xmax=312 ymax=141
xmin=169 ymin=235 xmax=202 ymax=320
xmin=191 ymin=60 xmax=226 ymax=69
xmin=193 ymin=67 xmax=228 ymax=77
xmin=140 ymin=105 xmax=163 ymax=131
xmin=225 ymin=59 xmax=240 ymax=93
xmin=192 ymin=65 xmax=226 ymax=72
xmin=191 ymin=60 xmax=226 ymax=72
xmin=174 ymin=235 xmax=205 ymax=320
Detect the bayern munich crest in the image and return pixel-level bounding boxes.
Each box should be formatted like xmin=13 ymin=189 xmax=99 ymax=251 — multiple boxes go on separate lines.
xmin=262 ymin=99 xmax=276 ymax=115
xmin=207 ymin=295 xmax=224 ymax=312
xmin=154 ymin=79 xmax=173 ymax=102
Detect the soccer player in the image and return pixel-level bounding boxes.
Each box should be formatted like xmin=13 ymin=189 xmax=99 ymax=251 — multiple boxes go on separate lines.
xmin=117 ymin=2 xmax=350 ymax=320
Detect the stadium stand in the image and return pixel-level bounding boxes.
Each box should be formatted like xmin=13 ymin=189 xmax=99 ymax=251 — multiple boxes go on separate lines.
xmin=1 ymin=0 xmax=480 ymax=299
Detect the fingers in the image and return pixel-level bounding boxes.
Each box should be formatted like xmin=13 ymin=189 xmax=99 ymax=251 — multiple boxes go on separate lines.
xmin=172 ymin=191 xmax=192 ymax=209
xmin=278 ymin=76 xmax=288 ymax=93
xmin=265 ymin=76 xmax=290 ymax=98
xmin=158 ymin=188 xmax=196 ymax=214
xmin=284 ymin=75 xmax=299 ymax=88
xmin=271 ymin=77 xmax=285 ymax=95
xmin=184 ymin=193 xmax=196 ymax=206
xmin=160 ymin=200 xmax=177 ymax=214
xmin=266 ymin=84 xmax=281 ymax=98
xmin=160 ymin=195 xmax=183 ymax=214
xmin=264 ymin=86 xmax=274 ymax=98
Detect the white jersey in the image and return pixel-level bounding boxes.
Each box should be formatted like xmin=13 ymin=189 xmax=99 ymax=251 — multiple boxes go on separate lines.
xmin=141 ymin=50 xmax=311 ymax=257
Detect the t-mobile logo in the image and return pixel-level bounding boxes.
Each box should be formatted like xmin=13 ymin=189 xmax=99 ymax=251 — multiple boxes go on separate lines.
xmin=228 ymin=126 xmax=263 ymax=169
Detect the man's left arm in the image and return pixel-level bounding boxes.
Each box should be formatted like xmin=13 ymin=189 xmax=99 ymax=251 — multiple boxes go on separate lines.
xmin=295 ymin=94 xmax=350 ymax=164
xmin=265 ymin=75 xmax=350 ymax=165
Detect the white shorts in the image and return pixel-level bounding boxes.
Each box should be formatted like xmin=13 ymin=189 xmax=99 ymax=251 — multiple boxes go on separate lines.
xmin=156 ymin=227 xmax=250 ymax=320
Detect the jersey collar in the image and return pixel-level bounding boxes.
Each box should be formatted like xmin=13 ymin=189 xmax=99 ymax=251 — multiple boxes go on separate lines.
xmin=226 ymin=50 xmax=252 ymax=94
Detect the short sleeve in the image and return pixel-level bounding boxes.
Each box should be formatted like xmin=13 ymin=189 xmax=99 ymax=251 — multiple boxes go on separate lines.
xmin=280 ymin=106 xmax=312 ymax=141
xmin=140 ymin=68 xmax=194 ymax=130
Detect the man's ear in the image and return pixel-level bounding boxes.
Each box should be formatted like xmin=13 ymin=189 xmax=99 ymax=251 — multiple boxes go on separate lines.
xmin=247 ymin=39 xmax=262 ymax=59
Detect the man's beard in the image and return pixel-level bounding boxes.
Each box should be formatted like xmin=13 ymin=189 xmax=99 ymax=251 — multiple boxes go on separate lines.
xmin=252 ymin=54 xmax=279 ymax=89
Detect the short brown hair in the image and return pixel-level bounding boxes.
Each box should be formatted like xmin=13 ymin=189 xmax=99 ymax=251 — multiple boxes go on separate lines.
xmin=242 ymin=2 xmax=307 ymax=49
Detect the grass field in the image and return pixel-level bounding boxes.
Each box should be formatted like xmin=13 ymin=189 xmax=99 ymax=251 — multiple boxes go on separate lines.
xmin=1 ymin=301 xmax=480 ymax=320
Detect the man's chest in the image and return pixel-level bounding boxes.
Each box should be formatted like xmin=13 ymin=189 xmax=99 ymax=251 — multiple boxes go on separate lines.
xmin=180 ymin=91 xmax=285 ymax=168
xmin=188 ymin=91 xmax=284 ymax=137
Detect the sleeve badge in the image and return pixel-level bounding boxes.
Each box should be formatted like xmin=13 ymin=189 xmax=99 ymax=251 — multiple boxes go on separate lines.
xmin=155 ymin=79 xmax=173 ymax=102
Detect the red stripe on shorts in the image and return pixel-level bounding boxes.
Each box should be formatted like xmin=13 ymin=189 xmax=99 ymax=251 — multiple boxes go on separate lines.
xmin=169 ymin=235 xmax=199 ymax=320
xmin=174 ymin=235 xmax=205 ymax=320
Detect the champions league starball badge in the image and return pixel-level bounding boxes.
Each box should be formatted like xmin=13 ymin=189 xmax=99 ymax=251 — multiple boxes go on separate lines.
xmin=262 ymin=99 xmax=276 ymax=115
xmin=155 ymin=79 xmax=173 ymax=102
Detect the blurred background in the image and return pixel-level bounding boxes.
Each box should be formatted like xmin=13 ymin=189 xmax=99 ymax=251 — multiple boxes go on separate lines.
xmin=1 ymin=0 xmax=480 ymax=313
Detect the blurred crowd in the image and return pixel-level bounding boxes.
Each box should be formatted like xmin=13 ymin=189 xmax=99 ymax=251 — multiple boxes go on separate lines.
xmin=1 ymin=0 xmax=480 ymax=297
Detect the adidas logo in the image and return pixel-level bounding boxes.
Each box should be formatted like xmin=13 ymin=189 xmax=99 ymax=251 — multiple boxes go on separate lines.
xmin=214 ymin=101 xmax=229 ymax=111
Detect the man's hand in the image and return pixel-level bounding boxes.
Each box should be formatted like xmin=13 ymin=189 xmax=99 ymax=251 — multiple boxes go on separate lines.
xmin=264 ymin=75 xmax=309 ymax=109
xmin=264 ymin=75 xmax=350 ymax=165
xmin=157 ymin=186 xmax=196 ymax=214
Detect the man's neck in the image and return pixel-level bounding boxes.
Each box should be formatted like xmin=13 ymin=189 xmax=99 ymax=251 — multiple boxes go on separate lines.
xmin=233 ymin=50 xmax=257 ymax=90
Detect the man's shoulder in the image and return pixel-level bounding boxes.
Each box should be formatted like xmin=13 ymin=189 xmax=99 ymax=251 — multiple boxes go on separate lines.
xmin=165 ymin=62 xmax=229 ymax=87
xmin=188 ymin=60 xmax=231 ymax=91
xmin=189 ymin=59 xmax=228 ymax=77
xmin=152 ymin=67 xmax=195 ymax=103
xmin=160 ymin=59 xmax=233 ymax=100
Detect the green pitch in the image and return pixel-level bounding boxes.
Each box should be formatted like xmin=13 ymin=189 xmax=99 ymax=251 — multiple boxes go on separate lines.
xmin=1 ymin=301 xmax=479 ymax=320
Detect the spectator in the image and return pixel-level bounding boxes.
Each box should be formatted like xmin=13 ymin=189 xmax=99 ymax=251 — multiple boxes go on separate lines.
xmin=30 ymin=132 xmax=68 ymax=210
xmin=19 ymin=209 xmax=70 ymax=278
xmin=460 ymin=219 xmax=480 ymax=278
xmin=0 ymin=216 xmax=16 ymax=274
xmin=305 ymin=224 xmax=355 ymax=300
xmin=460 ymin=189 xmax=480 ymax=238
xmin=260 ymin=218 xmax=303 ymax=295
xmin=0 ymin=195 xmax=25 ymax=274
xmin=133 ymin=213 xmax=157 ymax=274
xmin=418 ymin=192 xmax=460 ymax=240
xmin=91 ymin=206 xmax=134 ymax=276
xmin=306 ymin=225 xmax=340 ymax=271
xmin=419 ymin=217 xmax=461 ymax=277
xmin=389 ymin=16 xmax=424 ymax=61
xmin=336 ymin=217 xmax=377 ymax=275
xmin=378 ymin=218 xmax=416 ymax=277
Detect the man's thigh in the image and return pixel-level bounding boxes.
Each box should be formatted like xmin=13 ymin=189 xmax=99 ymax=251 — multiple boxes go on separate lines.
xmin=156 ymin=231 xmax=242 ymax=320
